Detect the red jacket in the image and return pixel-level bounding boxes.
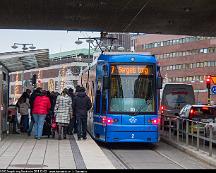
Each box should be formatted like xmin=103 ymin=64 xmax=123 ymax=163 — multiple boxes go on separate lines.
xmin=32 ymin=95 xmax=51 ymax=115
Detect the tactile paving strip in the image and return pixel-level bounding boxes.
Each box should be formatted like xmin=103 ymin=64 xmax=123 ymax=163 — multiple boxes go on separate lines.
xmin=69 ymin=135 xmax=86 ymax=169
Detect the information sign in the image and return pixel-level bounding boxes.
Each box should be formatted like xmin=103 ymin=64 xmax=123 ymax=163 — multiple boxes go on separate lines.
xmin=211 ymin=85 xmax=216 ymax=94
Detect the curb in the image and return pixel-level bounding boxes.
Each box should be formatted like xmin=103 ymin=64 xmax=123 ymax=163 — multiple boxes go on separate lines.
xmin=161 ymin=136 xmax=216 ymax=167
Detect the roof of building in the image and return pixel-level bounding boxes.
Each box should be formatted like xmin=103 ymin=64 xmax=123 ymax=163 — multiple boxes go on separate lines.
xmin=0 ymin=49 xmax=49 ymax=72
xmin=49 ymin=48 xmax=98 ymax=59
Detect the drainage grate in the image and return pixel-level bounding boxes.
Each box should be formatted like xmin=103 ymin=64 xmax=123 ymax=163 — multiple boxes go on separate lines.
xmin=10 ymin=164 xmax=48 ymax=168
xmin=69 ymin=135 xmax=86 ymax=169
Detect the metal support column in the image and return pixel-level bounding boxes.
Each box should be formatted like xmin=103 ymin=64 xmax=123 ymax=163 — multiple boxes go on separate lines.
xmin=208 ymin=87 xmax=211 ymax=105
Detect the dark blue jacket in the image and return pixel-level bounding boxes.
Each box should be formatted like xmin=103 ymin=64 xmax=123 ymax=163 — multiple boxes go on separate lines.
xmin=72 ymin=92 xmax=92 ymax=118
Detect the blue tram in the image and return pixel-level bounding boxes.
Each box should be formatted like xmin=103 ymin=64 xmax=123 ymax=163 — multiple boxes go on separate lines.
xmin=80 ymin=52 xmax=163 ymax=143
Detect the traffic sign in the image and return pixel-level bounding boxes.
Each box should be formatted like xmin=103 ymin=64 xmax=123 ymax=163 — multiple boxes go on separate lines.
xmin=211 ymin=85 xmax=216 ymax=94
xmin=211 ymin=76 xmax=216 ymax=84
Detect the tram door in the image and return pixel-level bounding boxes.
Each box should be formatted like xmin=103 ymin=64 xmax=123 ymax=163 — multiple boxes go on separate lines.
xmin=94 ymin=76 xmax=106 ymax=141
xmin=93 ymin=64 xmax=108 ymax=141
xmin=0 ymin=66 xmax=9 ymax=141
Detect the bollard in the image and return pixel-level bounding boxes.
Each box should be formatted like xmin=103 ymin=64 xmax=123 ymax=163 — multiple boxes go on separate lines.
xmin=186 ymin=120 xmax=189 ymax=145
xmin=169 ymin=117 xmax=171 ymax=139
xmin=181 ymin=119 xmax=184 ymax=141
xmin=177 ymin=118 xmax=179 ymax=143
xmin=209 ymin=125 xmax=213 ymax=157
xmin=197 ymin=124 xmax=199 ymax=151
xmin=162 ymin=115 xmax=164 ymax=134
xmin=191 ymin=121 xmax=194 ymax=144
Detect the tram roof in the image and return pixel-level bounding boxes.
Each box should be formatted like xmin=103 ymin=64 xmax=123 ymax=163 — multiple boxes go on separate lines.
xmin=101 ymin=52 xmax=153 ymax=56
xmin=0 ymin=49 xmax=49 ymax=72
xmin=98 ymin=52 xmax=157 ymax=63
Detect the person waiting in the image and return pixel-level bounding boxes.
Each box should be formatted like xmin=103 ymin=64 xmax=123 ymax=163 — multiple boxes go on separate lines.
xmin=54 ymin=88 xmax=72 ymax=140
xmin=73 ymin=87 xmax=92 ymax=140
xmin=16 ymin=92 xmax=30 ymax=132
xmin=32 ymin=90 xmax=51 ymax=140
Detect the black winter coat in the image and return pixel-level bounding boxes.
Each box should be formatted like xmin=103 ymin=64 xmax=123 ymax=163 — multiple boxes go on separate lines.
xmin=72 ymin=92 xmax=92 ymax=118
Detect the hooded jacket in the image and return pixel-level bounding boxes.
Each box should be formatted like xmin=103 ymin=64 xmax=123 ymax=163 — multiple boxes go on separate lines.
xmin=73 ymin=92 xmax=92 ymax=117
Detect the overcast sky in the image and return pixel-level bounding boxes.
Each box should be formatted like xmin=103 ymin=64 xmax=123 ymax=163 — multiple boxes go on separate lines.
xmin=0 ymin=29 xmax=100 ymax=54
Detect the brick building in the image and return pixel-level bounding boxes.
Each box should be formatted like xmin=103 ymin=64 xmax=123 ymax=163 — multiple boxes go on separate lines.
xmin=9 ymin=49 xmax=95 ymax=104
xmin=133 ymin=34 xmax=216 ymax=104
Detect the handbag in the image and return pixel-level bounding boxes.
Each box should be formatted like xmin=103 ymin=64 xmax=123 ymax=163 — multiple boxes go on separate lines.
xmin=51 ymin=116 xmax=57 ymax=129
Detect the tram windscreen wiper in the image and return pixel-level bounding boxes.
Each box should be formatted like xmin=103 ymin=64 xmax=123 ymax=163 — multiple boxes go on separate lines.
xmin=132 ymin=104 xmax=145 ymax=116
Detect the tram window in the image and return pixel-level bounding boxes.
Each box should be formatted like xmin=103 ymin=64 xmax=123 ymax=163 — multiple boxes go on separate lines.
xmin=95 ymin=89 xmax=101 ymax=114
xmin=95 ymin=78 xmax=102 ymax=114
xmin=102 ymin=90 xmax=106 ymax=114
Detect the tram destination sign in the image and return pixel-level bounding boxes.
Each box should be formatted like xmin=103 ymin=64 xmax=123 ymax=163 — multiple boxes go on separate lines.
xmin=111 ymin=65 xmax=153 ymax=75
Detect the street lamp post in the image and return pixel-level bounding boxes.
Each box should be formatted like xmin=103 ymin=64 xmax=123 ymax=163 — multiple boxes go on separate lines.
xmin=75 ymin=36 xmax=117 ymax=53
xmin=11 ymin=43 xmax=36 ymax=92
xmin=86 ymin=39 xmax=94 ymax=60
xmin=11 ymin=43 xmax=36 ymax=51
xmin=75 ymin=38 xmax=95 ymax=64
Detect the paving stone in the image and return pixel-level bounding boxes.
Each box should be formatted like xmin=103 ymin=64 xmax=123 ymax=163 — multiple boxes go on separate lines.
xmin=0 ymin=133 xmax=115 ymax=169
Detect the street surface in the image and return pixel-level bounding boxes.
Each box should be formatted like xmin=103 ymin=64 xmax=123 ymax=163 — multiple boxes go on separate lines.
xmin=101 ymin=141 xmax=216 ymax=169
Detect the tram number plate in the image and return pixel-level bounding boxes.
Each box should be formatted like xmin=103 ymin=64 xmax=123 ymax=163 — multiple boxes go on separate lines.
xmin=131 ymin=134 xmax=135 ymax=139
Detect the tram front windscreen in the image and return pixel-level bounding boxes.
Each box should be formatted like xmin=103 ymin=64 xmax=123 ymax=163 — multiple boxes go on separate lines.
xmin=109 ymin=64 xmax=156 ymax=114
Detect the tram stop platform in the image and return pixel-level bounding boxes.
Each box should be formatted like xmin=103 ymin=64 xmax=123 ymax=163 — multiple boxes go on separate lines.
xmin=0 ymin=133 xmax=115 ymax=169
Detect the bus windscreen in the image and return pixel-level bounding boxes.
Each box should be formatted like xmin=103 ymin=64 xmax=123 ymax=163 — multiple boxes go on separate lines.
xmin=161 ymin=84 xmax=195 ymax=110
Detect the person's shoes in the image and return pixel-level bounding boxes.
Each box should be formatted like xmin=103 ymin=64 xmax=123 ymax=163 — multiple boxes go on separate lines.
xmin=37 ymin=137 xmax=40 ymax=140
xmin=83 ymin=137 xmax=87 ymax=140
xmin=12 ymin=131 xmax=20 ymax=134
xmin=58 ymin=136 xmax=62 ymax=140
xmin=34 ymin=136 xmax=38 ymax=139
xmin=63 ymin=135 xmax=66 ymax=139
xmin=27 ymin=131 xmax=31 ymax=136
xmin=77 ymin=137 xmax=81 ymax=141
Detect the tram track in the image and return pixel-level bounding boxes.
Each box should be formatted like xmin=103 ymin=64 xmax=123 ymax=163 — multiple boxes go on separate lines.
xmin=95 ymin=135 xmax=215 ymax=169
xmin=153 ymin=149 xmax=187 ymax=169
xmin=109 ymin=148 xmax=133 ymax=169
xmin=101 ymin=142 xmax=194 ymax=169
xmin=108 ymin=146 xmax=186 ymax=169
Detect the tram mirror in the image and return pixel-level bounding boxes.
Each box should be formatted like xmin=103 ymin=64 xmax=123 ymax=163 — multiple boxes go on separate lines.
xmin=103 ymin=76 xmax=110 ymax=89
xmin=157 ymin=76 xmax=163 ymax=89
